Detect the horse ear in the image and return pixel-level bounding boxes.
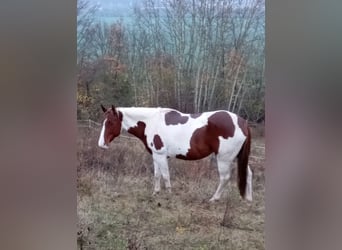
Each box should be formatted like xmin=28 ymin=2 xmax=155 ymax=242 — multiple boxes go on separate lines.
xmin=111 ymin=105 xmax=117 ymax=115
xmin=101 ymin=104 xmax=106 ymax=113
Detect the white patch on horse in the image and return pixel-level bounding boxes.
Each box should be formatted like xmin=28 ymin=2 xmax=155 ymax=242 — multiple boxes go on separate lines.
xmin=146 ymin=110 xmax=212 ymax=157
xmin=118 ymin=107 xmax=159 ymax=131
xmin=98 ymin=118 xmax=108 ymax=149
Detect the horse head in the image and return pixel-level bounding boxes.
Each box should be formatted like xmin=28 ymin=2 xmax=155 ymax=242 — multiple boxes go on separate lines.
xmin=98 ymin=105 xmax=122 ymax=149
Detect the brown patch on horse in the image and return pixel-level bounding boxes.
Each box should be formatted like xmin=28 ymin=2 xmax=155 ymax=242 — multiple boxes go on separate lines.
xmin=165 ymin=111 xmax=189 ymax=125
xmin=153 ymin=134 xmax=164 ymax=150
xmin=127 ymin=121 xmax=152 ymax=154
xmin=237 ymin=116 xmax=248 ymax=136
xmin=176 ymin=111 xmax=235 ymax=160
xmin=190 ymin=113 xmax=202 ymax=119
xmin=208 ymin=112 xmax=235 ymax=139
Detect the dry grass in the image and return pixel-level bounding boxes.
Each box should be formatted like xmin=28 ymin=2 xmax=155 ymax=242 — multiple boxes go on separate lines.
xmin=77 ymin=128 xmax=265 ymax=250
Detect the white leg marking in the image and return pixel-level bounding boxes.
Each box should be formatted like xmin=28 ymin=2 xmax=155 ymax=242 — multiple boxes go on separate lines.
xmin=209 ymin=158 xmax=233 ymax=202
xmin=245 ymin=165 xmax=253 ymax=201
xmin=153 ymin=163 xmax=161 ymax=194
xmin=98 ymin=119 xmax=108 ymax=149
xmin=153 ymin=154 xmax=171 ymax=192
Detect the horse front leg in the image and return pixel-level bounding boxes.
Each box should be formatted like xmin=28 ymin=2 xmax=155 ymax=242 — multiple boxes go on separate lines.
xmin=152 ymin=162 xmax=161 ymax=195
xmin=153 ymin=154 xmax=171 ymax=193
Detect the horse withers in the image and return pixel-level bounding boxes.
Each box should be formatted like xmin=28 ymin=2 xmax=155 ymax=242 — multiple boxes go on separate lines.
xmin=98 ymin=105 xmax=253 ymax=202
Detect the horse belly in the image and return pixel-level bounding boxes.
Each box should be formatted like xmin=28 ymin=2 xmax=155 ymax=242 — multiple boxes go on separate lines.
xmin=166 ymin=140 xmax=212 ymax=160
xmin=163 ymin=130 xmax=192 ymax=156
xmin=166 ymin=143 xmax=191 ymax=158
xmin=163 ymin=122 xmax=212 ymax=160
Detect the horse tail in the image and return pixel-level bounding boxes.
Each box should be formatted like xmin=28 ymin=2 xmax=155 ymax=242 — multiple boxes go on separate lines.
xmin=237 ymin=126 xmax=251 ymax=199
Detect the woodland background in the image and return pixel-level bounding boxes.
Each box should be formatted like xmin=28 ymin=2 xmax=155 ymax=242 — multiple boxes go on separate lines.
xmin=77 ymin=1 xmax=265 ymax=248
xmin=77 ymin=0 xmax=265 ymax=122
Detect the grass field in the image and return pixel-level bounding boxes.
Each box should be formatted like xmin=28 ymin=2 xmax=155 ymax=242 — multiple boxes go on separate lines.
xmin=77 ymin=127 xmax=265 ymax=249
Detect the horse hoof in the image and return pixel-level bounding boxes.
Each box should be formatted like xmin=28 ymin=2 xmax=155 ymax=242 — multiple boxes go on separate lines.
xmin=152 ymin=191 xmax=160 ymax=196
xmin=245 ymin=196 xmax=253 ymax=202
xmin=209 ymin=198 xmax=219 ymax=203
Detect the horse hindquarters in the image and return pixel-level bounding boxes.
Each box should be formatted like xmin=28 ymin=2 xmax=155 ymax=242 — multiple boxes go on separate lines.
xmin=210 ymin=127 xmax=252 ymax=202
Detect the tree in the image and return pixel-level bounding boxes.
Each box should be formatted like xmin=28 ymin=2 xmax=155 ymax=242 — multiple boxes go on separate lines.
xmin=77 ymin=0 xmax=265 ymax=123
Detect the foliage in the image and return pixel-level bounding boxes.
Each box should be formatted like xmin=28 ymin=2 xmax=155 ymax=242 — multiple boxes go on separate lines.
xmin=77 ymin=0 xmax=265 ymax=122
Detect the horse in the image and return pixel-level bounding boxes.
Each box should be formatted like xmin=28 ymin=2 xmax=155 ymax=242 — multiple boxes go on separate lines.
xmin=98 ymin=105 xmax=253 ymax=202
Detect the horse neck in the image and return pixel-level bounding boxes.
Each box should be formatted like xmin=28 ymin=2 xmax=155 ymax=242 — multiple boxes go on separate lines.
xmin=118 ymin=107 xmax=160 ymax=130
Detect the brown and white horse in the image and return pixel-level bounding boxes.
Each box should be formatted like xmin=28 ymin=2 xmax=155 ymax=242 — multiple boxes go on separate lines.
xmin=98 ymin=105 xmax=253 ymax=202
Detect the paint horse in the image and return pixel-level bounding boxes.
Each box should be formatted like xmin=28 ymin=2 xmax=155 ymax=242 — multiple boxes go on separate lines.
xmin=98 ymin=105 xmax=253 ymax=202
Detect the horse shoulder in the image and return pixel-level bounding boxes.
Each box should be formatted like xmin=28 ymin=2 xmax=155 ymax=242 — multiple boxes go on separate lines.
xmin=144 ymin=111 xmax=169 ymax=153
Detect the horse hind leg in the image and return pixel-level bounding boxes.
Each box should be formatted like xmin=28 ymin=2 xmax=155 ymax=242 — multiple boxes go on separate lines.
xmin=209 ymin=156 xmax=233 ymax=202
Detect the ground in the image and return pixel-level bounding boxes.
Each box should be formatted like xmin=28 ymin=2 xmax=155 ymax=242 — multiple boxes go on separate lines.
xmin=77 ymin=127 xmax=265 ymax=250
